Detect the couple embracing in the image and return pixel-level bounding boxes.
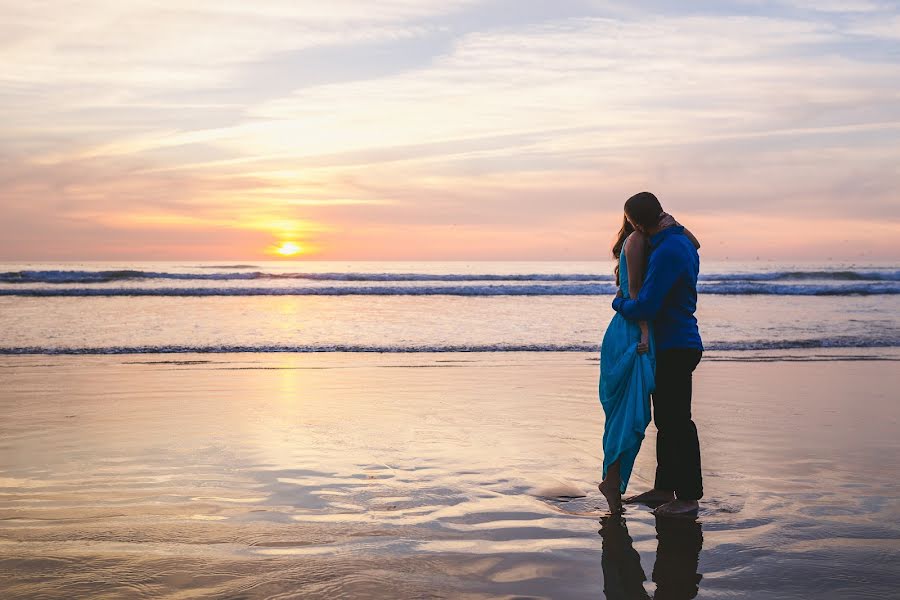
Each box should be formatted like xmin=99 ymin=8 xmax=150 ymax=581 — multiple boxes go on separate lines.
xmin=598 ymin=192 xmax=704 ymax=518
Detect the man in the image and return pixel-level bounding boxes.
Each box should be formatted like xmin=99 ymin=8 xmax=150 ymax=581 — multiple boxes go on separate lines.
xmin=612 ymin=191 xmax=704 ymax=517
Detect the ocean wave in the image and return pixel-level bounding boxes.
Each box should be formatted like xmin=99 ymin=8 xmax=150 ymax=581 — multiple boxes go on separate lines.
xmin=699 ymin=282 xmax=899 ymax=295
xmin=1 ymin=282 xmax=898 ymax=296
xmin=195 ymin=264 xmax=259 ymax=269
xmin=0 ymin=270 xmax=262 ymax=283
xmin=707 ymin=270 xmax=900 ymax=282
xmin=1 ymin=270 xmax=615 ymax=283
xmin=1 ymin=337 xmax=897 ymax=355
xmin=2 ymin=269 xmax=897 ymax=284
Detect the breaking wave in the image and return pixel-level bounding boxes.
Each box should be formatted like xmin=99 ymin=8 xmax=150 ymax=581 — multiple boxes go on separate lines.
xmin=1 ymin=282 xmax=897 ymax=296
xmin=2 ymin=269 xmax=898 ymax=284
xmin=1 ymin=337 xmax=897 ymax=355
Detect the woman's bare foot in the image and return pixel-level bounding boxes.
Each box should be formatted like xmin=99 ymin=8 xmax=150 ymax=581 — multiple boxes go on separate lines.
xmin=653 ymin=499 xmax=699 ymax=517
xmin=598 ymin=480 xmax=623 ymax=514
xmin=623 ymin=488 xmax=675 ymax=506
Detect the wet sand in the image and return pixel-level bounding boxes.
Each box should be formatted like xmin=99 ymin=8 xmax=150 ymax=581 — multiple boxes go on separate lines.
xmin=1 ymin=352 xmax=898 ymax=599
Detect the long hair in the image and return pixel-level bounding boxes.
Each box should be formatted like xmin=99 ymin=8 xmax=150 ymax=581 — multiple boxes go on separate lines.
xmin=612 ymin=214 xmax=634 ymax=287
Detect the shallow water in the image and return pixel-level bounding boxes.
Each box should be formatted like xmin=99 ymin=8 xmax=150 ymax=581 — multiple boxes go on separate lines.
xmin=1 ymin=353 xmax=898 ymax=598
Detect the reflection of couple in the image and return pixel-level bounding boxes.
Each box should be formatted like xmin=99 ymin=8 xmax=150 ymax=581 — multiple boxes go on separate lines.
xmin=598 ymin=192 xmax=704 ymax=518
xmin=599 ymin=514 xmax=703 ymax=600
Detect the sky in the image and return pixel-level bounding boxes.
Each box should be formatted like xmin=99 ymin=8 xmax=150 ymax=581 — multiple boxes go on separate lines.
xmin=1 ymin=0 xmax=899 ymax=261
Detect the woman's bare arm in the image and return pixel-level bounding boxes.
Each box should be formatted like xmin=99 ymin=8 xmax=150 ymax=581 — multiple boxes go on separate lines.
xmin=624 ymin=234 xmax=650 ymax=353
xmin=624 ymin=233 xmax=646 ymax=301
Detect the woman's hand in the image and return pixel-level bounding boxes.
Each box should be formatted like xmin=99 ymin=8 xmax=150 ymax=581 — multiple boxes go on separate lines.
xmin=659 ymin=212 xmax=701 ymax=249
xmin=638 ymin=321 xmax=650 ymax=354
xmin=658 ymin=212 xmax=679 ymax=229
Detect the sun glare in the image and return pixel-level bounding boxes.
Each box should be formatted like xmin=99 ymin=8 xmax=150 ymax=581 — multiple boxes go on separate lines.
xmin=275 ymin=241 xmax=302 ymax=256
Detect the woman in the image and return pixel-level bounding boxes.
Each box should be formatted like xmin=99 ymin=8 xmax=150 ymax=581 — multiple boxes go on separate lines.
xmin=598 ymin=211 xmax=698 ymax=513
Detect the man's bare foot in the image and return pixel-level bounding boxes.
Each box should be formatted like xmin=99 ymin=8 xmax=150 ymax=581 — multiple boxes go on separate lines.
xmin=653 ymin=499 xmax=699 ymax=517
xmin=598 ymin=480 xmax=623 ymax=514
xmin=623 ymin=488 xmax=675 ymax=506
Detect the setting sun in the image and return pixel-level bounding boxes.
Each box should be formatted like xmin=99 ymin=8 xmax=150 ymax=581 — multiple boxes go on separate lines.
xmin=275 ymin=241 xmax=302 ymax=256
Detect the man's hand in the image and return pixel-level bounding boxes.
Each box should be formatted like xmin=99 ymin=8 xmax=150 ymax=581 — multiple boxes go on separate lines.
xmin=616 ymin=289 xmax=623 ymax=299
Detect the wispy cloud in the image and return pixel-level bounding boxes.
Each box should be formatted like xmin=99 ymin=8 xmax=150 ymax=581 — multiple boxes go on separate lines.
xmin=1 ymin=1 xmax=898 ymax=259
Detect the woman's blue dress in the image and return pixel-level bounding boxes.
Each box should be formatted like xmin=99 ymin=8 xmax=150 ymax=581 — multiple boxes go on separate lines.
xmin=600 ymin=241 xmax=656 ymax=493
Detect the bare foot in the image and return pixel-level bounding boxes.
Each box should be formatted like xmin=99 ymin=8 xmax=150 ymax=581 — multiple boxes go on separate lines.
xmin=623 ymin=488 xmax=675 ymax=506
xmin=598 ymin=480 xmax=623 ymax=514
xmin=653 ymin=499 xmax=699 ymax=518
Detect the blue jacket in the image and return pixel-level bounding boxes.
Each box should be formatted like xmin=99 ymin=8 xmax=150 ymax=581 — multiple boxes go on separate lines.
xmin=611 ymin=226 xmax=703 ymax=351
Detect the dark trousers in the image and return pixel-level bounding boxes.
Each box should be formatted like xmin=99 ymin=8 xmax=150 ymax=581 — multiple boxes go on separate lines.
xmin=653 ymin=348 xmax=703 ymax=500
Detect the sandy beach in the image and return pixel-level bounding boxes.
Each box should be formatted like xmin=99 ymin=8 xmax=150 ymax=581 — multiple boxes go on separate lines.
xmin=1 ymin=352 xmax=898 ymax=599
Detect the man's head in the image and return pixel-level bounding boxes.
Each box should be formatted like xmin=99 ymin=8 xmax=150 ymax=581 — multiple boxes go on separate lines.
xmin=624 ymin=192 xmax=663 ymax=234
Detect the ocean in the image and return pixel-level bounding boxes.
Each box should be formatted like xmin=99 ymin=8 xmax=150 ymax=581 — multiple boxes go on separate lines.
xmin=1 ymin=260 xmax=898 ymax=357
xmin=3 ymin=260 xmax=900 ymax=598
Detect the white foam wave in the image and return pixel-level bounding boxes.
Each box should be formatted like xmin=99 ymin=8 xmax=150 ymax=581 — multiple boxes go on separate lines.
xmin=1 ymin=282 xmax=897 ymax=296
xmin=2 ymin=269 xmax=898 ymax=284
xmin=1 ymin=337 xmax=897 ymax=355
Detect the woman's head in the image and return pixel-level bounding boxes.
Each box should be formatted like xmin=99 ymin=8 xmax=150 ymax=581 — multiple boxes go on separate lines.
xmin=624 ymin=191 xmax=663 ymax=232
xmin=612 ymin=214 xmax=634 ymax=260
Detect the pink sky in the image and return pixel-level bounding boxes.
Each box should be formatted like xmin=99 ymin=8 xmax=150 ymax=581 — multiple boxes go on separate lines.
xmin=1 ymin=1 xmax=898 ymax=261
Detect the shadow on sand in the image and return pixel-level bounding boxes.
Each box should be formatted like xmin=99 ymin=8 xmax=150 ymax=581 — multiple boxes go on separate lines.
xmin=599 ymin=514 xmax=703 ymax=600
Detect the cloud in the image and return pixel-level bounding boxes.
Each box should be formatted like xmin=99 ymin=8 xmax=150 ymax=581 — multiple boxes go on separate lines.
xmin=777 ymin=0 xmax=888 ymax=13
xmin=1 ymin=2 xmax=898 ymax=259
